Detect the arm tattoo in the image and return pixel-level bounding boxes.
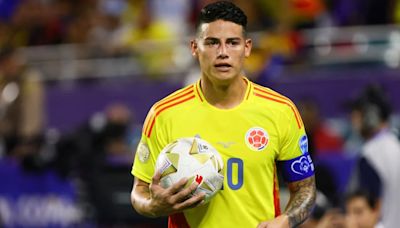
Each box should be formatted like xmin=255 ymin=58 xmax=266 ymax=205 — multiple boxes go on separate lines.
xmin=285 ymin=176 xmax=316 ymax=227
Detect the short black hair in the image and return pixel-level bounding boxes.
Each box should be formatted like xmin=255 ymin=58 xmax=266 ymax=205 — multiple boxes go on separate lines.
xmin=197 ymin=1 xmax=247 ymax=33
xmin=346 ymin=189 xmax=379 ymax=209
xmin=350 ymin=84 xmax=391 ymax=122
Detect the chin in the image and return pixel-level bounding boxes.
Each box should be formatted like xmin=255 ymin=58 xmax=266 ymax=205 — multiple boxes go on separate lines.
xmin=213 ymin=71 xmax=238 ymax=81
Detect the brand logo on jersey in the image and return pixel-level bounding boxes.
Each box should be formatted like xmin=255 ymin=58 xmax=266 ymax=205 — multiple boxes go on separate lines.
xmin=245 ymin=127 xmax=269 ymax=151
xmin=216 ymin=141 xmax=236 ymax=148
xmin=299 ymin=135 xmax=308 ymax=154
xmin=291 ymin=155 xmax=314 ymax=176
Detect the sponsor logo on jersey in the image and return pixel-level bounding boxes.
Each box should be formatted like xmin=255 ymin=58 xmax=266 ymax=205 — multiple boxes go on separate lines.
xmin=216 ymin=141 xmax=236 ymax=148
xmin=245 ymin=127 xmax=269 ymax=151
xmin=291 ymin=155 xmax=314 ymax=176
xmin=299 ymin=134 xmax=308 ymax=154
xmin=137 ymin=141 xmax=150 ymax=163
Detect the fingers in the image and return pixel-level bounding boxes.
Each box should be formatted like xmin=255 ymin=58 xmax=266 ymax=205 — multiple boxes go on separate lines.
xmin=168 ymin=177 xmax=189 ymax=194
xmin=173 ymin=192 xmax=205 ymax=211
xmin=152 ymin=170 xmax=162 ymax=186
xmin=170 ymin=181 xmax=199 ymax=203
xmin=150 ymin=174 xmax=206 ymax=213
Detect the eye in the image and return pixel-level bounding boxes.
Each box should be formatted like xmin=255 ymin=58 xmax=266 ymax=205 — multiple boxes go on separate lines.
xmin=227 ymin=40 xmax=240 ymax=46
xmin=205 ymin=39 xmax=219 ymax=46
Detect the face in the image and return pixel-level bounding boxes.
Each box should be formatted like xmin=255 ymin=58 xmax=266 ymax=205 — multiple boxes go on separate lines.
xmin=346 ymin=197 xmax=379 ymax=228
xmin=350 ymin=110 xmax=363 ymax=133
xmin=191 ymin=20 xmax=252 ymax=84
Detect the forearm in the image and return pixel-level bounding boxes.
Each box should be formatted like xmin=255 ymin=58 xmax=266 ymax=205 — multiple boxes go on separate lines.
xmin=284 ymin=176 xmax=316 ymax=227
xmin=131 ymin=183 xmax=157 ymax=217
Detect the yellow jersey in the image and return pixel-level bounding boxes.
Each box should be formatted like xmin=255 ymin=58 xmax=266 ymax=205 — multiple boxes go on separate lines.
xmin=132 ymin=77 xmax=314 ymax=227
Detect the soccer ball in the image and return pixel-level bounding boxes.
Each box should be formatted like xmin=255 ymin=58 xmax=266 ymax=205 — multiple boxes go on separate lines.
xmin=155 ymin=137 xmax=224 ymax=203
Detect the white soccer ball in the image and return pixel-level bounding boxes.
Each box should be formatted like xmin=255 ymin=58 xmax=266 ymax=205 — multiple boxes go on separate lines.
xmin=155 ymin=137 xmax=224 ymax=203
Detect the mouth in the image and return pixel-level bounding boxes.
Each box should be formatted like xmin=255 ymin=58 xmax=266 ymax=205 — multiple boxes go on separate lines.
xmin=214 ymin=63 xmax=232 ymax=71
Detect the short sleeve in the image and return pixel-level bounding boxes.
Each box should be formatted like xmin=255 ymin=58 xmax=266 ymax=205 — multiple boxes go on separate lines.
xmin=276 ymin=103 xmax=314 ymax=182
xmin=131 ymin=106 xmax=166 ymax=183
xmin=277 ymin=103 xmax=308 ymax=161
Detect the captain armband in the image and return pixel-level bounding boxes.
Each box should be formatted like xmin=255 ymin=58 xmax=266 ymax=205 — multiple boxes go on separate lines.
xmin=277 ymin=153 xmax=315 ymax=182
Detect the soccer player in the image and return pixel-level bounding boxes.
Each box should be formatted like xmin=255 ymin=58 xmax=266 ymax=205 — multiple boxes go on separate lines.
xmin=130 ymin=1 xmax=316 ymax=227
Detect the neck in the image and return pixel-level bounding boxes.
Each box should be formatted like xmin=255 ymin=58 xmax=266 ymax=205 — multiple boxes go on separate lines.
xmin=200 ymin=76 xmax=247 ymax=109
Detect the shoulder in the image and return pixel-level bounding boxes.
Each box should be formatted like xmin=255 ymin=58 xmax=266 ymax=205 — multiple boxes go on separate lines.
xmin=251 ymin=82 xmax=303 ymax=129
xmin=363 ymin=131 xmax=400 ymax=158
xmin=148 ymin=84 xmax=197 ymax=117
xmin=143 ymin=84 xmax=196 ymax=137
xmin=252 ymin=82 xmax=299 ymax=113
xmin=155 ymin=83 xmax=196 ymax=108
xmin=252 ymin=82 xmax=294 ymax=108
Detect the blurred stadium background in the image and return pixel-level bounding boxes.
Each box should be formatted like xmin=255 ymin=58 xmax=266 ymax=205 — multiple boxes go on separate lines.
xmin=0 ymin=0 xmax=399 ymax=227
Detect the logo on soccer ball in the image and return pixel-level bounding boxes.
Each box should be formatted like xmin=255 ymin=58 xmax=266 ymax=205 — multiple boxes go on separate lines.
xmin=195 ymin=174 xmax=203 ymax=184
xmin=245 ymin=127 xmax=269 ymax=151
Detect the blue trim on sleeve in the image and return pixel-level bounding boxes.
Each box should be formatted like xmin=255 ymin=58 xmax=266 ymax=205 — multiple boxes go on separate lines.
xmin=277 ymin=153 xmax=315 ymax=182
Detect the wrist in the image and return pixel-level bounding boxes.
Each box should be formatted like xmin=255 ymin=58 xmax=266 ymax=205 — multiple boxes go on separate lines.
xmin=145 ymin=199 xmax=160 ymax=218
xmin=277 ymin=214 xmax=290 ymax=228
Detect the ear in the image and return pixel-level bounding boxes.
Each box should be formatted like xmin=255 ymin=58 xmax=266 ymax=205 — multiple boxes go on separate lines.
xmin=191 ymin=39 xmax=198 ymax=57
xmin=244 ymin=38 xmax=252 ymax=58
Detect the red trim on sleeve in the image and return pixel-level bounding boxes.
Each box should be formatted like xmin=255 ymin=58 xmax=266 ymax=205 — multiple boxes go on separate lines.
xmin=273 ymin=165 xmax=281 ymax=217
xmin=168 ymin=213 xmax=190 ymax=228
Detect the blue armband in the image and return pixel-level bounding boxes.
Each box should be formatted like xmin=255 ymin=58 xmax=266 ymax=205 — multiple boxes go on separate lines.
xmin=277 ymin=153 xmax=315 ymax=182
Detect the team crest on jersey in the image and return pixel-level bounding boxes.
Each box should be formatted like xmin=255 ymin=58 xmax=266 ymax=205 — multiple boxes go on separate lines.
xmin=245 ymin=127 xmax=269 ymax=151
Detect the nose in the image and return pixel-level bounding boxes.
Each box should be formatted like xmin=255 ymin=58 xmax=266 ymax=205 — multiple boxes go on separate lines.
xmin=217 ymin=44 xmax=228 ymax=59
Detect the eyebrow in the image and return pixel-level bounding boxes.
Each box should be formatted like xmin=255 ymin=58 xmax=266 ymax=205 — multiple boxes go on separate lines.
xmin=204 ymin=37 xmax=242 ymax=42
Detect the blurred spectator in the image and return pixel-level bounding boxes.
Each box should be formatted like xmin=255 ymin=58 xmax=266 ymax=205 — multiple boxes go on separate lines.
xmin=87 ymin=0 xmax=125 ymax=55
xmin=53 ymin=103 xmax=141 ymax=225
xmin=9 ymin=0 xmax=65 ymax=46
xmin=289 ymin=0 xmax=327 ymax=29
xmin=113 ymin=0 xmax=175 ymax=77
xmin=299 ymin=191 xmax=336 ymax=228
xmin=301 ymin=189 xmax=383 ymax=228
xmin=54 ymin=102 xmax=135 ymax=177
xmin=65 ymin=8 xmax=95 ymax=44
xmin=246 ymin=31 xmax=293 ymax=82
xmin=298 ymin=98 xmax=344 ymax=156
xmin=150 ymin=0 xmax=192 ymax=36
xmin=296 ymin=98 xmax=345 ymax=207
xmin=0 ymin=46 xmax=45 ymax=167
xmin=345 ymin=190 xmax=383 ymax=228
xmin=307 ymin=209 xmax=346 ymax=228
xmin=347 ymin=84 xmax=400 ymax=228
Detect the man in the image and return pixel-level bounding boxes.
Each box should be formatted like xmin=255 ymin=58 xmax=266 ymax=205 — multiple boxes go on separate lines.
xmin=349 ymin=85 xmax=400 ymax=228
xmin=130 ymin=1 xmax=316 ymax=227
